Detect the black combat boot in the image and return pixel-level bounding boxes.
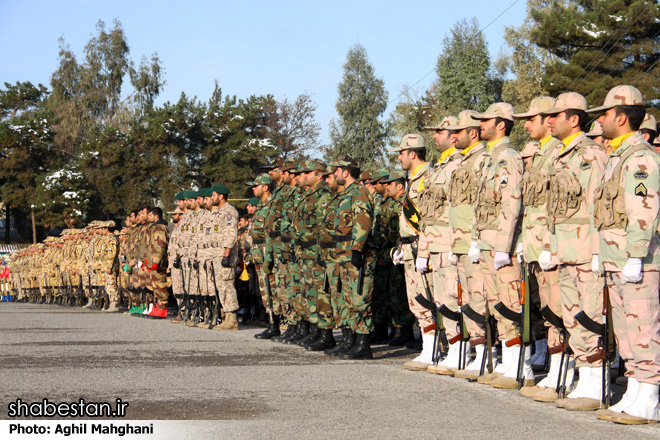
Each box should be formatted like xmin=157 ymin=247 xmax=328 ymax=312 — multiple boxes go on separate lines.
xmin=254 ymin=314 xmax=281 ymax=340
xmin=371 ymin=322 xmax=389 ymax=345
xmin=325 ymin=327 xmax=356 ymax=356
xmin=340 ymin=333 xmax=373 ymax=360
xmin=286 ymin=320 xmax=310 ymax=345
xmin=273 ymin=322 xmax=298 ymax=343
xmin=389 ymin=323 xmax=415 ymax=347
xmin=305 ymin=328 xmax=336 ymax=351
xmin=298 ymin=323 xmax=319 ymax=347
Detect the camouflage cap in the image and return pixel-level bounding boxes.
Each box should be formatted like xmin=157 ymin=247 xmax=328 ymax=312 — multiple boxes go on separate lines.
xmin=329 ymin=154 xmax=359 ymax=168
xmin=368 ymin=167 xmax=390 ymax=184
xmin=88 ymin=220 xmax=101 ymax=229
xmin=211 ymin=184 xmax=230 ymax=195
xmin=320 ymin=165 xmax=335 ymax=177
xmin=587 ymin=85 xmax=644 ymax=114
xmin=247 ymin=197 xmax=261 ymax=207
xmin=261 ymin=158 xmax=285 ymax=170
xmin=473 ymin=102 xmax=515 ymax=121
xmin=542 ymin=92 xmax=588 ymax=115
xmin=512 ymin=96 xmax=557 ymax=120
xmin=445 ymin=110 xmax=481 ymax=130
xmin=246 ymin=173 xmax=273 ymax=186
xmin=640 ymin=113 xmax=657 ymax=132
xmin=423 ymin=116 xmax=459 ymax=131
xmin=359 ymin=170 xmax=372 ymax=182
xmin=289 ymin=161 xmax=308 ymax=174
xmin=387 ymin=134 xmax=426 ymax=153
xmin=280 ymin=160 xmax=297 ymax=172
xmin=380 ymin=170 xmax=407 ymax=183
xmin=585 ymin=120 xmax=604 ymax=138
xmin=520 ymin=141 xmax=540 ymax=159
xmin=105 ymin=220 xmax=116 ymax=228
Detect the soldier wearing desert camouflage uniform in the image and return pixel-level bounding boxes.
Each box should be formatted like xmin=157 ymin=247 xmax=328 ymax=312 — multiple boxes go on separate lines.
xmin=471 ymin=102 xmax=528 ymax=389
xmin=417 ymin=116 xmax=467 ymax=375
xmin=542 ymin=92 xmax=608 ymax=410
xmin=589 ymin=85 xmax=660 ymax=425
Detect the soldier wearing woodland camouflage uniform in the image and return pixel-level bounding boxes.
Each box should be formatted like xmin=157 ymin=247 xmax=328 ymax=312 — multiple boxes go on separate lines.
xmin=589 ymin=85 xmax=660 ymax=425
xmin=542 ymin=92 xmax=608 ymax=410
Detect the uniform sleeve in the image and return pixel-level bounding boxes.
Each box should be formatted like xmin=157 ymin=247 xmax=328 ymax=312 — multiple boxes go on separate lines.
xmin=149 ymin=225 xmax=169 ymax=266
xmin=494 ymin=148 xmax=524 ymax=253
xmin=623 ymin=152 xmax=660 ymax=258
xmin=582 ymin=146 xmax=609 ymax=256
xmin=351 ymin=189 xmax=373 ymax=253
xmin=219 ymin=207 xmax=238 ymax=249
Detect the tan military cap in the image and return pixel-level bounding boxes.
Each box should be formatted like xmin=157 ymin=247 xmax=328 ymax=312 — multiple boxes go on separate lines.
xmin=542 ymin=92 xmax=588 ymax=115
xmin=640 ymin=113 xmax=657 ymax=132
xmin=105 ymin=220 xmax=116 ymax=228
xmin=167 ymin=207 xmax=184 ymax=215
xmin=585 ymin=121 xmax=604 ymax=138
xmin=423 ymin=116 xmax=458 ymax=131
xmin=513 ymin=96 xmax=556 ymax=119
xmin=388 ymin=134 xmax=426 ymax=153
xmin=445 ymin=110 xmax=481 ymax=130
xmin=587 ymin=85 xmax=644 ymax=114
xmin=473 ymin=102 xmax=515 ymax=122
xmin=520 ymin=141 xmax=540 ymax=159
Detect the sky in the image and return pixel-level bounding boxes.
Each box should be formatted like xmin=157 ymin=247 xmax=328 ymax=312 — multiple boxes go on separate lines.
xmin=0 ymin=0 xmax=528 ymax=144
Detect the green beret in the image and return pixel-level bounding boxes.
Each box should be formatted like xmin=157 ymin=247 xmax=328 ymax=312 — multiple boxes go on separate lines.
xmin=247 ymin=197 xmax=261 ymax=207
xmin=184 ymin=190 xmax=197 ymax=200
xmin=175 ymin=191 xmax=186 ymax=201
xmin=199 ymin=188 xmax=212 ymax=198
xmin=211 ymin=184 xmax=230 ymax=195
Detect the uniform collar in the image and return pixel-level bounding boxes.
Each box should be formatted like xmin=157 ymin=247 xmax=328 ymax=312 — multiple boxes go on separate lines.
xmin=560 ymin=131 xmax=583 ymax=153
xmin=610 ymin=131 xmax=635 ymax=153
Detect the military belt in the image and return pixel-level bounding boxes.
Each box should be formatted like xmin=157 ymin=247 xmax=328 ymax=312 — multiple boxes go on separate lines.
xmin=320 ymin=242 xmax=335 ymax=249
xmin=253 ymin=239 xmax=265 ymax=245
xmin=281 ymin=237 xmax=292 ymax=243
xmin=336 ymin=234 xmax=352 ymax=242
xmin=269 ymin=232 xmax=281 ymax=238
xmin=400 ymin=236 xmax=418 ymax=245
xmin=300 ymin=240 xmax=316 ymax=249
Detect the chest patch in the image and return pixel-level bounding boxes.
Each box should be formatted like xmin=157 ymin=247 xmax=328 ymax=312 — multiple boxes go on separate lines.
xmin=634 ymin=170 xmax=648 ymax=180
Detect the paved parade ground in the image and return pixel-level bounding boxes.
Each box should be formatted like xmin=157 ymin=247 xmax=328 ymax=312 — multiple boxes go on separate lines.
xmin=1 ymin=302 xmax=659 ymax=439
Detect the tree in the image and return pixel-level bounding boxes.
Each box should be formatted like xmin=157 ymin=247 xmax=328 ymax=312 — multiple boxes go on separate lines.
xmin=327 ymin=44 xmax=390 ymax=170
xmin=529 ymin=0 xmax=660 ymax=112
xmin=267 ymin=92 xmax=322 ymax=160
xmin=428 ymin=17 xmax=499 ymax=116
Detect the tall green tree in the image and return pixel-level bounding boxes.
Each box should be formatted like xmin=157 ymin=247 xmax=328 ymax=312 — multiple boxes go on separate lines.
xmin=529 ymin=0 xmax=660 ymax=111
xmin=327 ymin=43 xmax=390 ymax=170
xmin=428 ymin=17 xmax=499 ymax=116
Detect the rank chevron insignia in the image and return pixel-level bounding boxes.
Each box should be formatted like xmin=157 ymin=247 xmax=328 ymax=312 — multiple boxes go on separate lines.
xmin=635 ymin=183 xmax=647 ymax=197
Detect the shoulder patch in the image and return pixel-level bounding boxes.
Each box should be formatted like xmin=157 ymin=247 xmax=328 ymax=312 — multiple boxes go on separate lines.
xmin=635 ymin=183 xmax=647 ymax=197
xmin=500 ymin=173 xmax=508 ymax=185
xmin=226 ymin=214 xmax=233 ymax=225
xmin=577 ymin=147 xmax=586 ymax=155
xmin=214 ymin=225 xmax=218 ymax=231
xmin=580 ymin=161 xmax=592 ymax=170
xmin=498 ymin=160 xmax=507 ymax=167
xmin=634 ymin=170 xmax=648 ymax=180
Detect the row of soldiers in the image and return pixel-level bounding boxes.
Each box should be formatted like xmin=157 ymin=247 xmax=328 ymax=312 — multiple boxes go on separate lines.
xmin=241 ymin=84 xmax=660 ymax=425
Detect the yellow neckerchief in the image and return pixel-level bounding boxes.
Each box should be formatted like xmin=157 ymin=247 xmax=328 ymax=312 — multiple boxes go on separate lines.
xmin=410 ymin=161 xmax=426 ymax=179
xmin=560 ymin=131 xmax=583 ymax=153
xmin=539 ymin=135 xmax=553 ymax=150
xmin=438 ymin=146 xmax=457 ymax=163
xmin=461 ymin=141 xmax=482 ymax=156
xmin=486 ymin=137 xmax=505 ymax=152
xmin=609 ymin=131 xmax=635 ymax=154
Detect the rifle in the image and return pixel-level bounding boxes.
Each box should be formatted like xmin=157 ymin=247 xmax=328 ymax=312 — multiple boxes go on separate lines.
xmin=208 ymin=260 xmax=223 ymax=327
xmin=182 ymin=260 xmax=193 ymax=323
xmin=540 ymin=305 xmax=572 ymax=398
xmin=455 ymin=282 xmax=470 ymax=370
xmin=574 ymin=276 xmax=614 ymax=408
xmin=514 ymin=263 xmax=532 ymax=389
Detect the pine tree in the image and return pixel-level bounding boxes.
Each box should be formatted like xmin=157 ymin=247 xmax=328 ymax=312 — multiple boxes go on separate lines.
xmin=529 ymin=0 xmax=660 ymax=111
xmin=327 ymin=44 xmax=389 ymax=170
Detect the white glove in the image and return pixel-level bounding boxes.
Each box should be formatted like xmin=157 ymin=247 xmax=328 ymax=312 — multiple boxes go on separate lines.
xmin=516 ymin=242 xmax=524 ymax=263
xmin=135 ymin=262 xmax=142 ymax=271
xmin=468 ymin=241 xmax=481 ymax=263
xmin=591 ymin=255 xmax=600 ymax=275
xmin=494 ymin=252 xmax=511 ymax=270
xmin=622 ymin=257 xmax=643 ymax=283
xmin=415 ymin=256 xmax=429 ymax=273
xmin=448 ymin=251 xmax=458 ymax=266
xmin=538 ymin=250 xmax=556 ymax=271
xmin=392 ymin=248 xmax=404 ymax=265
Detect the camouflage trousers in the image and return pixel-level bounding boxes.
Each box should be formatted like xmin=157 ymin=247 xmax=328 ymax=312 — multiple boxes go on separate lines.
xmin=480 ymin=250 xmax=522 ymax=342
xmin=457 ymin=253 xmax=486 ymax=342
xmin=430 ymin=252 xmax=460 ymax=341
xmin=327 ymin=262 xmax=348 ymax=329
xmin=285 ymin=256 xmax=304 ymax=323
xmin=559 ymin=263 xmax=603 ymax=367
xmin=403 ymin=248 xmax=434 ymax=333
xmin=376 ymin=263 xmax=415 ymax=328
xmin=300 ymin=258 xmax=324 ymax=325
xmin=170 ymin=264 xmax=184 ymax=299
xmin=212 ymin=256 xmax=239 ymax=313
xmin=606 ymin=270 xmax=660 ymax=384
xmin=151 ymin=270 xmax=169 ymax=306
xmin=104 ymin=272 xmax=118 ymax=302
xmin=272 ymin=256 xmax=296 ymax=324
xmin=255 ymin=264 xmax=282 ymax=317
xmin=530 ymin=262 xmax=562 ymax=349
xmin=334 ymin=258 xmax=374 ymax=335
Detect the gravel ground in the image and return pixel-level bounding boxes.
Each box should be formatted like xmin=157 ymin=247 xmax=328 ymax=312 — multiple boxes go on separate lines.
xmin=1 ymin=302 xmax=658 ymax=439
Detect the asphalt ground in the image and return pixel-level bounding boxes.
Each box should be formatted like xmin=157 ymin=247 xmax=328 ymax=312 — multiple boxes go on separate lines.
xmin=1 ymin=302 xmax=659 ymax=439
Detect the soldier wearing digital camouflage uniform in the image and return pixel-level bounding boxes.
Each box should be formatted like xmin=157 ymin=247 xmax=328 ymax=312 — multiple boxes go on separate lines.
xmin=589 ymin=85 xmax=660 ymax=424
xmin=542 ymin=92 xmax=608 ymax=410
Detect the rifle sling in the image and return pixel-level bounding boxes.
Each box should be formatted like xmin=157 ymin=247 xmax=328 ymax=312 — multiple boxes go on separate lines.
xmin=494 ymin=301 xmax=522 ymax=324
